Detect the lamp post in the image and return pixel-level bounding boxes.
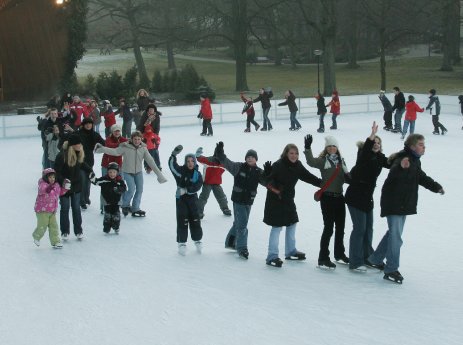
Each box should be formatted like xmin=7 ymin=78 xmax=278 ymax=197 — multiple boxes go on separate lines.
xmin=314 ymin=49 xmax=323 ymax=93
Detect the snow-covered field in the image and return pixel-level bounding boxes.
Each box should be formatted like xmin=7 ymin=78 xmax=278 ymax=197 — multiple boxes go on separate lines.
xmin=1 ymin=108 xmax=462 ymax=345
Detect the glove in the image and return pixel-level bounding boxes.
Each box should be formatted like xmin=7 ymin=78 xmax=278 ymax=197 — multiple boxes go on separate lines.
xmin=89 ymin=172 xmax=96 ymax=183
xmin=36 ymin=115 xmax=41 ymax=123
xmin=179 ymin=188 xmax=187 ymax=196
xmin=171 ymin=145 xmax=183 ymax=156
xmin=197 ymin=113 xmax=203 ymax=119
xmin=263 ymin=161 xmax=272 ymax=176
xmin=195 ymin=147 xmax=203 ymax=157
xmin=214 ymin=142 xmax=225 ymax=159
xmin=63 ymin=179 xmax=71 ymax=190
xmin=304 ymin=134 xmax=313 ymax=150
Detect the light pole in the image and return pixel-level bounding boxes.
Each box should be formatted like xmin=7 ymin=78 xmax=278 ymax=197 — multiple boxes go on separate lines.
xmin=314 ymin=49 xmax=323 ymax=93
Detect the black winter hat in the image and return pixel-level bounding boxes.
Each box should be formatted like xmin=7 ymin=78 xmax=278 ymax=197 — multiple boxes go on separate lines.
xmin=146 ymin=103 xmax=157 ymax=111
xmin=429 ymin=89 xmax=436 ymax=95
xmin=245 ymin=149 xmax=258 ymax=161
xmin=81 ymin=117 xmax=94 ymax=126
xmin=68 ymin=134 xmax=82 ymax=146
xmin=107 ymin=162 xmax=119 ymax=172
xmin=408 ymin=95 xmax=415 ymax=102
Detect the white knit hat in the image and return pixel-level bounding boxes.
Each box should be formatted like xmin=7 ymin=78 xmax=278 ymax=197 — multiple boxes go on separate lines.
xmin=325 ymin=136 xmax=339 ymax=148
xmin=111 ymin=124 xmax=122 ymax=133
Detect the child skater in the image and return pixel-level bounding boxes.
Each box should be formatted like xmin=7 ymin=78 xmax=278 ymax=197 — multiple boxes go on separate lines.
xmin=168 ymin=145 xmax=204 ymax=255
xmin=326 ymin=90 xmax=340 ymax=130
xmin=425 ymin=89 xmax=447 ymax=135
xmin=33 ymin=168 xmax=70 ymax=248
xmin=143 ymin=123 xmax=162 ymax=172
xmin=240 ymin=93 xmax=260 ymax=132
xmin=92 ymin=162 xmax=127 ymax=234
xmin=458 ymin=95 xmax=463 ymax=130
xmin=402 ymin=95 xmax=424 ymax=139
xmin=46 ymin=125 xmax=61 ymax=168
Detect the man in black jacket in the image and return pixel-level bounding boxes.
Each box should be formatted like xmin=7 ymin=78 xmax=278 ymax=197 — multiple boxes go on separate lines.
xmin=253 ymin=87 xmax=273 ymax=131
xmin=391 ymin=86 xmax=405 ymax=133
xmin=367 ymin=134 xmax=444 ymax=283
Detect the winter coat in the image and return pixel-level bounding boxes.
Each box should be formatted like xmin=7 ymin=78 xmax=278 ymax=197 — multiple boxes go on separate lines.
xmin=70 ymin=101 xmax=86 ymax=127
xmin=54 ymin=143 xmax=93 ymax=195
xmin=168 ymin=155 xmax=203 ymax=199
xmin=199 ymin=98 xmax=213 ymax=120
xmin=327 ymin=92 xmax=340 ymax=115
xmin=89 ymin=107 xmax=101 ymax=125
xmin=217 ymin=156 xmax=266 ymax=205
xmin=142 ymin=125 xmax=160 ymax=150
xmin=380 ymin=148 xmax=442 ymax=217
xmin=392 ymin=92 xmax=405 ymax=111
xmin=379 ymin=94 xmax=393 ymax=112
xmin=344 ymin=138 xmax=390 ymax=212
xmin=425 ymin=95 xmax=441 ymax=115
xmin=137 ymin=96 xmax=150 ymax=112
xmin=116 ymin=105 xmax=133 ymax=122
xmin=94 ymin=174 xmax=127 ymax=205
xmin=263 ymin=157 xmax=321 ymax=227
xmin=197 ymin=156 xmax=225 ymax=185
xmin=58 ymin=109 xmax=77 ymax=134
xmin=46 ymin=133 xmax=60 ymax=162
xmin=253 ymin=90 xmax=273 ymax=109
xmin=34 ymin=179 xmax=68 ymax=213
xmin=78 ymin=127 xmax=105 ymax=168
xmin=316 ymin=96 xmax=327 ymax=115
xmin=101 ymin=135 xmax=128 ymax=168
xmin=405 ymin=101 xmax=424 ymax=121
xmin=95 ymin=141 xmax=167 ymax=183
xmin=304 ymin=149 xmax=349 ymax=194
xmin=278 ymin=91 xmax=298 ymax=112
xmin=241 ymin=100 xmax=255 ymax=116
xmin=102 ymin=108 xmax=116 ymax=128
xmin=137 ymin=111 xmax=161 ymax=134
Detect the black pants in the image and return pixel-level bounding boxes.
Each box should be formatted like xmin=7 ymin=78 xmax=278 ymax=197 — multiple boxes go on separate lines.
xmin=176 ymin=195 xmax=203 ymax=243
xmin=103 ymin=205 xmax=121 ymax=232
xmin=80 ymin=170 xmax=91 ymax=206
xmin=432 ymin=115 xmax=447 ymax=133
xmin=383 ymin=110 xmax=393 ymax=128
xmin=202 ymin=119 xmax=213 ymax=135
xmin=246 ymin=114 xmax=259 ymax=129
xmin=319 ymin=194 xmax=346 ymax=261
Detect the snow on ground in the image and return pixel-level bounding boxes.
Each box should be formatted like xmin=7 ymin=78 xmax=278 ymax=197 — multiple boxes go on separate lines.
xmin=1 ymin=109 xmax=462 ymax=345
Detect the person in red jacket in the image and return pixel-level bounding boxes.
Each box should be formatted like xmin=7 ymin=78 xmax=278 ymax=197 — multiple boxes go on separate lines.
xmin=101 ymin=100 xmax=116 ymax=138
xmin=401 ymin=95 xmax=424 ymax=139
xmin=326 ymin=90 xmax=341 ymax=130
xmin=99 ymin=124 xmax=128 ymax=213
xmin=195 ymin=146 xmax=231 ymax=218
xmin=142 ymin=124 xmax=162 ymax=172
xmin=70 ymin=96 xmax=86 ymax=127
xmin=240 ymin=93 xmax=260 ymax=132
xmin=198 ymin=94 xmax=213 ymax=136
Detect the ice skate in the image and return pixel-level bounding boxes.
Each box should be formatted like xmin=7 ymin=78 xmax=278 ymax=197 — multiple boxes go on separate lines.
xmin=178 ymin=243 xmax=187 ymax=256
xmin=383 ymin=271 xmax=403 ymax=284
xmin=285 ymin=251 xmax=306 ymax=260
xmin=266 ymin=257 xmax=283 ymax=267
xmin=317 ymin=259 xmax=336 ymax=270
xmin=335 ymin=255 xmax=349 ymax=265
xmin=52 ymin=242 xmax=63 ymax=249
xmin=194 ymin=241 xmax=203 ymax=254
xmin=238 ymin=248 xmax=249 ymax=259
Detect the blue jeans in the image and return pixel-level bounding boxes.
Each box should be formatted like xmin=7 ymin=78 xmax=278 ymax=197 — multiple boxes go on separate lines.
xmin=348 ymin=205 xmax=374 ymax=269
xmin=123 ymin=172 xmax=144 ymax=212
xmin=394 ymin=108 xmax=405 ymax=131
xmin=402 ymin=119 xmax=415 ymax=135
xmin=319 ymin=112 xmax=326 ymax=129
xmin=289 ymin=111 xmax=301 ymax=129
xmin=225 ymin=203 xmax=251 ymax=251
xmin=262 ymin=107 xmax=272 ymax=129
xmin=368 ymin=215 xmax=406 ymax=274
xmin=331 ymin=114 xmax=338 ymax=128
xmin=266 ymin=223 xmax=297 ymax=261
xmin=60 ymin=192 xmax=82 ymax=235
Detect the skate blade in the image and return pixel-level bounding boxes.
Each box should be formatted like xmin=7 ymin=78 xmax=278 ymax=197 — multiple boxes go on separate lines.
xmin=317 ymin=265 xmax=336 ymax=270
xmin=285 ymin=256 xmax=306 ymax=261
xmin=383 ymin=275 xmax=403 ymax=284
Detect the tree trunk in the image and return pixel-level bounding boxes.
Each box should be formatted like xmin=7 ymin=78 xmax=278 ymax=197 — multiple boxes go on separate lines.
xmin=321 ymin=0 xmax=337 ymax=96
xmin=379 ymin=29 xmax=386 ymax=90
xmin=166 ymin=41 xmax=176 ymax=69
xmin=347 ymin=0 xmax=360 ymax=69
xmin=451 ymin=0 xmax=461 ymax=64
xmin=232 ymin=0 xmax=248 ymax=91
xmin=440 ymin=0 xmax=454 ymax=71
xmin=127 ymin=13 xmax=150 ymax=85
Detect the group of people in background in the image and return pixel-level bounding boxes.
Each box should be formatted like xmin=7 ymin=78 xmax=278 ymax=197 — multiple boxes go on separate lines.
xmin=33 ymin=86 xmax=454 ymax=285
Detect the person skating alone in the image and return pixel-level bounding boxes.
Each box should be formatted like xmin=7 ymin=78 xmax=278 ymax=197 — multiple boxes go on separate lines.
xmin=315 ymin=92 xmax=327 ymax=133
xmin=379 ymin=90 xmax=393 ymax=131
xmin=198 ymin=94 xmax=213 ymax=136
xmin=33 ymin=168 xmax=70 ymax=249
xmin=368 ymin=134 xmax=444 ymax=284
xmin=425 ymin=89 xmax=447 ymax=135
xmin=92 ymin=162 xmax=127 ymax=234
xmin=168 ymin=145 xmax=204 ymax=255
xmin=402 ymin=95 xmax=424 ymax=139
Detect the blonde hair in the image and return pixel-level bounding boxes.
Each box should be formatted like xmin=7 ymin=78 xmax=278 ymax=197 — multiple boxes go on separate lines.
xmin=280 ymin=144 xmax=299 ymax=159
xmin=62 ymin=141 xmax=85 ymax=167
xmin=137 ymin=89 xmax=148 ymax=98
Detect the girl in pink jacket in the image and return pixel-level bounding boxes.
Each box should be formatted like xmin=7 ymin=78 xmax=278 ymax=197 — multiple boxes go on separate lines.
xmin=33 ymin=168 xmax=69 ymax=248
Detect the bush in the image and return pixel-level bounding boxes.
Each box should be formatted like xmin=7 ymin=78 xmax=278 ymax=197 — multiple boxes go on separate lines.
xmin=81 ymin=74 xmax=96 ymax=96
xmin=123 ymin=66 xmax=138 ymax=97
xmin=151 ymin=70 xmax=162 ymax=92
